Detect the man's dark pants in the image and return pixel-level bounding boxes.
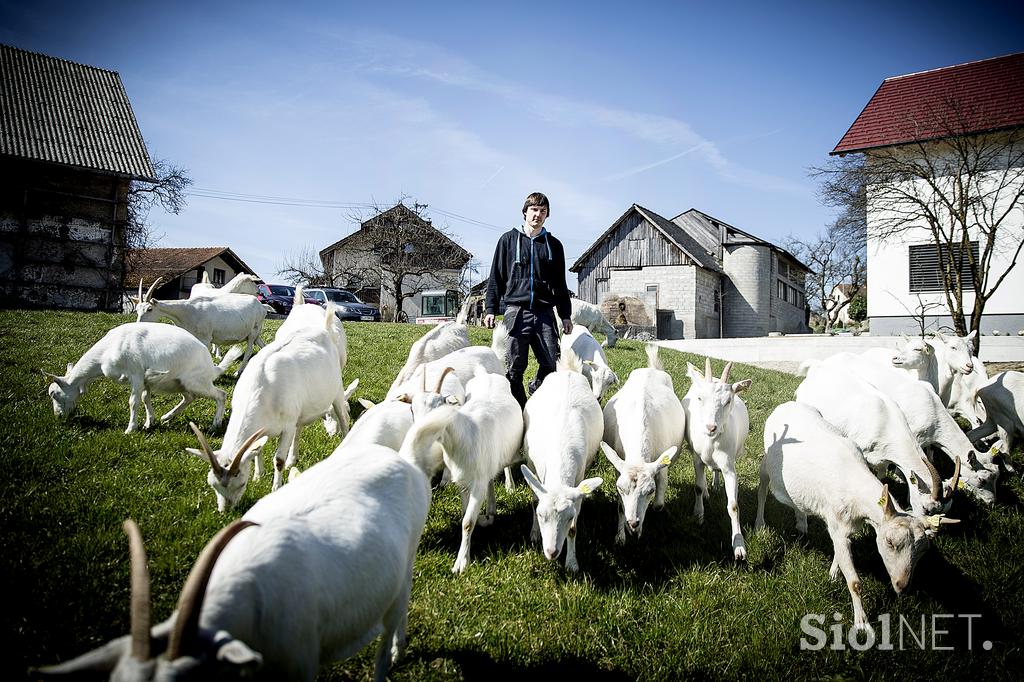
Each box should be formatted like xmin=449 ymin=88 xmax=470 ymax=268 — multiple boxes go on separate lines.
xmin=503 ymin=305 xmax=560 ymax=408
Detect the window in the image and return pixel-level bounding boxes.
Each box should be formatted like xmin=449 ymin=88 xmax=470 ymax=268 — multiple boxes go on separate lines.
xmin=909 ymin=242 xmax=978 ymax=292
xmin=213 ymin=268 xmax=225 ymax=285
xmin=777 ymin=280 xmax=788 ymax=302
xmin=646 ymin=284 xmax=659 ymax=309
xmin=778 ymin=259 xmax=789 ymax=279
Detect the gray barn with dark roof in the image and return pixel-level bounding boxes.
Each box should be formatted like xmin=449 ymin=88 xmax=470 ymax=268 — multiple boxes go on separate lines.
xmin=571 ymin=205 xmax=811 ymax=339
xmin=0 ymin=43 xmax=155 ymax=311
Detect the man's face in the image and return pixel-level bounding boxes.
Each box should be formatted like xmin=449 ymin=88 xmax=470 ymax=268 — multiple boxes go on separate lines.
xmin=524 ymin=204 xmax=548 ymax=230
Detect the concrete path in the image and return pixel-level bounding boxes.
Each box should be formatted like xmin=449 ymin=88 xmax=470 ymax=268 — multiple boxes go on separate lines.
xmin=656 ymin=334 xmax=1024 ymax=374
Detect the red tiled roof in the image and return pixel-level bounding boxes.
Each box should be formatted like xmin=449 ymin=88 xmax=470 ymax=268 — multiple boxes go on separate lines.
xmin=832 ymin=53 xmax=1024 ymax=155
xmin=124 ymin=247 xmax=257 ymax=288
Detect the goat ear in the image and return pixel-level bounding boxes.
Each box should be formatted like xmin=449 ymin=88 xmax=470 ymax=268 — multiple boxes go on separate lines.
xmin=216 ymin=638 xmax=263 ymax=670
xmin=444 ymin=395 xmax=461 ymax=405
xmin=185 ymin=447 xmax=211 ymax=463
xmin=395 ymin=393 xmax=412 ymax=404
xmin=685 ymin=362 xmax=704 ymax=385
xmin=243 ymin=436 xmax=269 ymax=462
xmin=880 ymin=484 xmax=897 ymax=519
xmin=343 ymin=378 xmax=360 ymax=400
xmin=600 ymin=442 xmax=625 ymax=472
xmin=576 ymin=477 xmax=603 ymax=496
xmin=357 ymin=398 xmax=376 ymax=410
xmin=732 ymin=379 xmax=753 ymax=394
xmin=520 ymin=464 xmax=545 ymax=496
xmin=966 ymin=330 xmax=978 ymax=342
xmin=33 ymin=635 xmax=131 ymax=675
xmin=651 ymin=446 xmax=678 ymax=472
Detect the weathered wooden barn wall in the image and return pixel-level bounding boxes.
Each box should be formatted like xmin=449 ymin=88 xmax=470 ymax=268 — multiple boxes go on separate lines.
xmin=0 ymin=159 xmax=128 ymax=311
xmin=576 ymin=212 xmax=693 ymax=303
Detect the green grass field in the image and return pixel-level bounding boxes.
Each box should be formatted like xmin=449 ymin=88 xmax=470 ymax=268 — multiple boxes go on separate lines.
xmin=2 ymin=309 xmax=1022 ymax=680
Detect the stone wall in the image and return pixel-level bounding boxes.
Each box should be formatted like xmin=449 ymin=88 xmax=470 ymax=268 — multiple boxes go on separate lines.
xmin=722 ymin=244 xmax=771 ymax=337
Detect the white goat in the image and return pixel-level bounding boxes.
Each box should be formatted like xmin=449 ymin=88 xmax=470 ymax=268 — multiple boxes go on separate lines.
xmin=412 ymin=365 xmax=525 ymax=573
xmin=338 ymin=398 xmax=414 ymax=451
xmin=891 ymin=332 xmax=977 ymax=406
xmin=388 ymin=305 xmax=472 ymax=394
xmin=568 ymin=298 xmax=617 ymax=348
xmin=796 ymin=362 xmax=946 ymax=516
xmin=819 ymin=352 xmax=990 ymax=504
xmin=189 ymin=271 xmax=260 ymax=298
xmin=38 ymin=407 xmax=458 ymax=681
xmin=134 ymin=278 xmax=267 ymax=377
xmin=186 ymin=305 xmax=355 ymax=510
xmin=948 ymin=356 xmax=988 ymax=427
xmin=969 ymin=371 xmax=1024 ymax=456
xmin=756 ymin=401 xmax=958 ymax=633
xmin=43 ymin=322 xmax=226 ymax=434
xmin=683 ymin=358 xmax=753 ymax=560
xmin=386 ymin=328 xmax=506 ymax=402
xmin=600 ymin=344 xmax=684 ymax=544
xmin=562 ymin=326 xmax=619 ymax=400
xmin=521 ymin=348 xmax=604 ymax=573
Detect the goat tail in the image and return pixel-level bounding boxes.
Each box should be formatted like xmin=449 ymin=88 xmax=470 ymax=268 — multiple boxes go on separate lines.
xmin=217 ymin=344 xmax=245 ymax=372
xmin=645 ymin=343 xmax=662 ymax=371
xmin=399 ymin=405 xmax=459 ymax=476
xmin=557 ymin=346 xmax=584 ymax=374
xmin=492 ymin=319 xmax=511 ymax=363
xmin=797 ymin=359 xmax=818 ymax=377
xmin=456 ymin=296 xmax=473 ymax=325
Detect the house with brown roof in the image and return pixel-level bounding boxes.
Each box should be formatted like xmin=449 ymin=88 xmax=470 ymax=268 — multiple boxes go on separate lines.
xmin=832 ymin=52 xmax=1024 ymax=335
xmin=0 ymin=44 xmax=156 ymax=311
xmin=124 ymin=247 xmax=258 ymax=302
xmin=319 ymin=203 xmax=472 ymax=321
xmin=571 ymin=205 xmax=810 ymax=339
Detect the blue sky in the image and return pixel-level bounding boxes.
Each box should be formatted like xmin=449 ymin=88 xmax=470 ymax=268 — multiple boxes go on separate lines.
xmin=2 ymin=0 xmax=1022 ymax=289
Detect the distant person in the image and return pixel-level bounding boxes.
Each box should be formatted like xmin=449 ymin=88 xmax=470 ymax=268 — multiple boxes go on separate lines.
xmin=484 ymin=192 xmax=573 ymax=407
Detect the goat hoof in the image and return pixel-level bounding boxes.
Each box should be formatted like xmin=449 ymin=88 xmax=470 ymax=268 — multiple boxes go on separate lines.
xmin=734 ymin=546 xmax=747 ymax=561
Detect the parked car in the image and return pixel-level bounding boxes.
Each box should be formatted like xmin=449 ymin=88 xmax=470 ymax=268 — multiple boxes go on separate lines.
xmin=305 ymin=288 xmax=382 ymax=322
xmin=256 ymin=283 xmax=318 ymax=315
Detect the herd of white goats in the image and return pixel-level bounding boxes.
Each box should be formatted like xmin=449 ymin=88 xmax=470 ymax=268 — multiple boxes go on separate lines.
xmin=34 ymin=272 xmax=1024 ymax=680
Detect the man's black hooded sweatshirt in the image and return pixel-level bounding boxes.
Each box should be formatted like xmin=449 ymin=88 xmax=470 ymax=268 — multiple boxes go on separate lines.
xmin=485 ymin=226 xmax=572 ymax=320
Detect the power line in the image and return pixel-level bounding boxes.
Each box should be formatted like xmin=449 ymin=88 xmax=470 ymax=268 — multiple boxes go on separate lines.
xmin=186 ymin=187 xmax=508 ymax=231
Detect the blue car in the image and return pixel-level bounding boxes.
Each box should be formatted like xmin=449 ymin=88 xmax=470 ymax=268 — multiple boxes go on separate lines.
xmin=305 ymin=288 xmax=382 ymax=321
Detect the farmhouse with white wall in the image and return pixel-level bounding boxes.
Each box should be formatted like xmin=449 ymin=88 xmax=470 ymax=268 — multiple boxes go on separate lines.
xmin=832 ymin=53 xmax=1024 ymax=336
xmin=124 ymin=246 xmax=258 ymax=303
xmin=571 ymin=204 xmax=810 ymax=339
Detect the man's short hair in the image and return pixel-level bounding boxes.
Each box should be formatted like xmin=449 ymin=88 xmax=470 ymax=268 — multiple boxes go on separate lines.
xmin=522 ymin=192 xmax=550 ymax=217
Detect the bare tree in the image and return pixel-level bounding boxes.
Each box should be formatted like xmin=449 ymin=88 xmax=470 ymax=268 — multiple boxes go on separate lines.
xmin=120 ymin=158 xmax=192 ymax=308
xmin=282 ymin=201 xmax=472 ymax=321
xmin=814 ymin=95 xmax=1024 ymax=349
xmin=785 ymin=221 xmax=865 ymax=333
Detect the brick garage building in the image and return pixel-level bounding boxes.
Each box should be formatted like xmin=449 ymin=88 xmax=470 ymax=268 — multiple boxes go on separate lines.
xmin=571 ymin=204 xmax=810 ymax=339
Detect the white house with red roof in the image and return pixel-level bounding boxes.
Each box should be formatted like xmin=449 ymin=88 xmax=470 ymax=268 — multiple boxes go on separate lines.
xmin=832 ymin=53 xmax=1024 ymax=336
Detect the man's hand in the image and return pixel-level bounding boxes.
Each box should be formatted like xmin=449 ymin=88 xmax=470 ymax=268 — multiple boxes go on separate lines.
xmin=484 ymin=314 xmax=496 ymax=329
xmin=562 ymin=318 xmax=573 ymax=335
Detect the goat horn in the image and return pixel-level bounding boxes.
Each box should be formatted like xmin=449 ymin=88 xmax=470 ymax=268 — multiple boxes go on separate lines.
xmin=721 ymin=362 xmax=733 ymax=384
xmin=923 ymin=457 xmax=943 ymax=502
xmin=434 ymin=367 xmax=455 ymax=394
xmin=144 ymin=276 xmax=164 ymax=301
xmin=946 ymin=455 xmax=962 ymax=501
xmin=123 ymin=519 xmax=152 ymax=662
xmin=166 ymin=520 xmax=258 ymax=660
xmin=704 ymin=357 xmax=712 ymax=381
xmin=421 ymin=366 xmax=427 ymax=393
xmin=189 ymin=422 xmax=224 ymax=478
xmin=137 ymin=278 xmax=144 ymax=303
xmin=227 ymin=429 xmax=267 ymax=476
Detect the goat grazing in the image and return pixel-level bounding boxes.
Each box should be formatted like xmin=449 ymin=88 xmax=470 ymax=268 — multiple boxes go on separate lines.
xmin=521 ymin=348 xmax=604 ymax=572
xmin=600 ymin=343 xmax=684 ymax=543
xmin=969 ymin=371 xmax=1024 ymax=456
xmin=562 ymin=325 xmax=619 ymax=400
xmin=388 ymin=302 xmax=472 ymax=394
xmin=386 ymin=328 xmax=506 ymax=402
xmin=412 ymin=365 xmax=525 ymax=573
xmin=36 ymin=404 xmax=458 ymax=681
xmin=796 ymin=362 xmax=947 ymax=516
xmin=43 ymin=322 xmax=226 ymax=434
xmin=189 ymin=271 xmax=260 ymax=298
xmin=568 ymin=298 xmax=617 ymax=347
xmin=339 ymin=398 xmax=414 ymax=451
xmin=683 ymin=358 xmax=753 ymax=560
xmin=818 ymin=352 xmax=994 ymax=504
xmin=187 ymin=305 xmax=355 ymax=510
xmin=135 ymin=278 xmax=267 ymax=377
xmin=756 ymin=401 xmax=958 ymax=633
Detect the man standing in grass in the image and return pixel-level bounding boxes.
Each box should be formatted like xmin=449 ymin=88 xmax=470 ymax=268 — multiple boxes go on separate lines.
xmin=484 ymin=192 xmax=573 ymax=408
